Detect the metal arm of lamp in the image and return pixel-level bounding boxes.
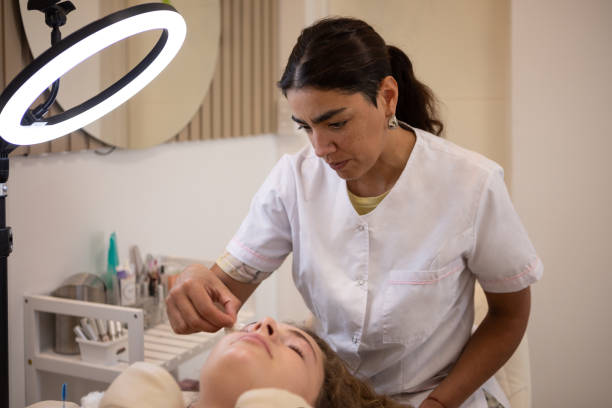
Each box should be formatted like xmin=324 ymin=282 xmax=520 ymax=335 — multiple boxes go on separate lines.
xmin=0 ymin=2 xmax=186 ymax=406
xmin=21 ymin=0 xmax=75 ymax=125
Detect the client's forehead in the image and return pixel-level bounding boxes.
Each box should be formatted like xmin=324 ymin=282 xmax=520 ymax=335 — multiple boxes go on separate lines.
xmin=279 ymin=323 xmax=311 ymax=341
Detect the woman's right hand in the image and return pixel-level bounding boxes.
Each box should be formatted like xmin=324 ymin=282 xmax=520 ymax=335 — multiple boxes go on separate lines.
xmin=165 ymin=264 xmax=241 ymax=334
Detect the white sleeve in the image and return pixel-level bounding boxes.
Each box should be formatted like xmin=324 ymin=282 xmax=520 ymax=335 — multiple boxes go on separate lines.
xmin=226 ymin=155 xmax=294 ymax=275
xmin=468 ymin=167 xmax=543 ymax=293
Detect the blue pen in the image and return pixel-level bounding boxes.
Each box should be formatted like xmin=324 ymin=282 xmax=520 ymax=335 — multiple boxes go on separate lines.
xmin=61 ymin=383 xmax=66 ymax=408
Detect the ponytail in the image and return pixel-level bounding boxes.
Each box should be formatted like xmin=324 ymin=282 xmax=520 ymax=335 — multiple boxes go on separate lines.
xmin=387 ymin=46 xmax=443 ymax=136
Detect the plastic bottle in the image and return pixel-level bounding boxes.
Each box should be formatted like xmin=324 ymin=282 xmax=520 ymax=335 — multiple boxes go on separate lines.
xmin=105 ymin=232 xmax=120 ymax=304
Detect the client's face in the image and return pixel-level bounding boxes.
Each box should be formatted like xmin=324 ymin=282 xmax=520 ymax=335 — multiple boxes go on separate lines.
xmin=199 ymin=317 xmax=324 ymax=406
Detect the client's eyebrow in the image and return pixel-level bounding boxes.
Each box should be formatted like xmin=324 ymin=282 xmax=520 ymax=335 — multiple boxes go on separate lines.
xmin=288 ymin=328 xmax=318 ymax=361
xmin=291 ymin=107 xmax=347 ymax=125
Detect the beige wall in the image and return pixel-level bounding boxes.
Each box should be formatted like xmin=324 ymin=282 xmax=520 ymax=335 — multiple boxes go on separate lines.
xmin=511 ymin=0 xmax=612 ymax=406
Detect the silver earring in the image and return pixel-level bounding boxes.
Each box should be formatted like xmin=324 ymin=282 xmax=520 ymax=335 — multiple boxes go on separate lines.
xmin=388 ymin=114 xmax=398 ymax=129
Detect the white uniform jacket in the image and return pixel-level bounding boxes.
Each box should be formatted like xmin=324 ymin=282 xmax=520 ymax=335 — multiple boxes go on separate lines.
xmin=226 ymin=127 xmax=543 ymax=406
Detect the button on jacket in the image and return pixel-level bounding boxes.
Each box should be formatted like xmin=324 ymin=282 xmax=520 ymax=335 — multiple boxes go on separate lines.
xmin=226 ymin=128 xmax=543 ymax=405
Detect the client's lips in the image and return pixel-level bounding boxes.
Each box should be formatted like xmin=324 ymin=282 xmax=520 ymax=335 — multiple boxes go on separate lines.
xmin=237 ymin=333 xmax=272 ymax=358
xmin=329 ymin=160 xmax=348 ymax=171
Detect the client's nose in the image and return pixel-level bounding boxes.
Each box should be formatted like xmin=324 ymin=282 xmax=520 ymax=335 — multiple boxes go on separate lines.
xmin=253 ymin=316 xmax=278 ymax=338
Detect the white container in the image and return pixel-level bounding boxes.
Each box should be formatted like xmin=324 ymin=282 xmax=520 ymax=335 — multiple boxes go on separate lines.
xmin=26 ymin=401 xmax=80 ymax=408
xmin=76 ymin=335 xmax=128 ymax=365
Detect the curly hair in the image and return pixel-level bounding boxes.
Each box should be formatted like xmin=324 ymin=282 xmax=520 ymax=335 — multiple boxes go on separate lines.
xmin=301 ymin=328 xmax=411 ymax=408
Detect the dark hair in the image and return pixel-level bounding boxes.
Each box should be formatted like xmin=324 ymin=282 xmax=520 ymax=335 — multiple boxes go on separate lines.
xmin=278 ymin=17 xmax=443 ymax=136
xmin=302 ymin=328 xmax=410 ymax=408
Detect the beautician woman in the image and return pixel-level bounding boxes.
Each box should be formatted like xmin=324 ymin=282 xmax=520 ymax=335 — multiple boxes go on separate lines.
xmin=167 ymin=17 xmax=542 ymax=408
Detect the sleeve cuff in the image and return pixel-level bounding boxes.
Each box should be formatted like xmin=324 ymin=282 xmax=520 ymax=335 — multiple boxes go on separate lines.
xmin=478 ymin=257 xmax=544 ymax=293
xmin=227 ymin=238 xmax=286 ymax=273
xmin=216 ymin=250 xmax=273 ymax=284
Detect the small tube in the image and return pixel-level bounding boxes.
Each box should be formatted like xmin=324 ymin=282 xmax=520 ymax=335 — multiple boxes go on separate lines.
xmin=73 ymin=325 xmax=88 ymax=341
xmin=115 ymin=321 xmax=123 ymax=337
xmin=88 ymin=318 xmax=100 ymax=340
xmin=80 ymin=319 xmax=98 ymax=341
xmin=108 ymin=320 xmax=117 ymax=341
xmin=81 ymin=318 xmax=99 ymax=340
xmin=96 ymin=319 xmax=110 ymax=342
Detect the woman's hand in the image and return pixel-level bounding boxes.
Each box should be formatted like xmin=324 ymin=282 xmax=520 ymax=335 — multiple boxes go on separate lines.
xmin=165 ymin=263 xmax=242 ymax=334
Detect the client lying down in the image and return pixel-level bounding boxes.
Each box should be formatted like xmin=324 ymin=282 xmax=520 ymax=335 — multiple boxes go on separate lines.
xmin=99 ymin=317 xmax=407 ymax=408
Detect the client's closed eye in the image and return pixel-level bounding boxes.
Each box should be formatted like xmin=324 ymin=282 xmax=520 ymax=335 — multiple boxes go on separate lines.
xmin=288 ymin=344 xmax=305 ymax=359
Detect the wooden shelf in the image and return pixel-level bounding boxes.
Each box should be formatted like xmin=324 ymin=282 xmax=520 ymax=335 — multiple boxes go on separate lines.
xmin=33 ymin=351 xmax=128 ymax=383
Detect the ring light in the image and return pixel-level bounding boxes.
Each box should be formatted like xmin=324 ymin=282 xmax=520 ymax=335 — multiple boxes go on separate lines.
xmin=0 ymin=3 xmax=186 ymax=145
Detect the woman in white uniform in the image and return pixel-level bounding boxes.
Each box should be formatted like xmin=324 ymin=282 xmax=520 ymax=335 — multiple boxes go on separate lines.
xmin=166 ymin=17 xmax=542 ymax=408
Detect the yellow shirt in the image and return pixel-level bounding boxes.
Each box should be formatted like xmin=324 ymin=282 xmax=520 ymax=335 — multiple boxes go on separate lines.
xmin=347 ymin=188 xmax=390 ymax=215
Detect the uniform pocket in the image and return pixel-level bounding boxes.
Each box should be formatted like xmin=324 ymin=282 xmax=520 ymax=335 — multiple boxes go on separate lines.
xmin=382 ymin=258 xmax=465 ymax=345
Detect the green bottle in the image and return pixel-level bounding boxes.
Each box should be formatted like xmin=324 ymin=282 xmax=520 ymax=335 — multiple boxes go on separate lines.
xmin=106 ymin=232 xmax=120 ymax=304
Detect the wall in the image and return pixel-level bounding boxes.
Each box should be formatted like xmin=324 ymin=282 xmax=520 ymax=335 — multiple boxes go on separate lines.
xmin=8 ymin=136 xmax=280 ymax=407
xmin=511 ymin=0 xmax=612 ymax=406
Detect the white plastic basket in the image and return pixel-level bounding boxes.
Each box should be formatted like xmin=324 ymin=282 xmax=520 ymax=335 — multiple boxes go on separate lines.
xmin=76 ymin=335 xmax=128 ymax=365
